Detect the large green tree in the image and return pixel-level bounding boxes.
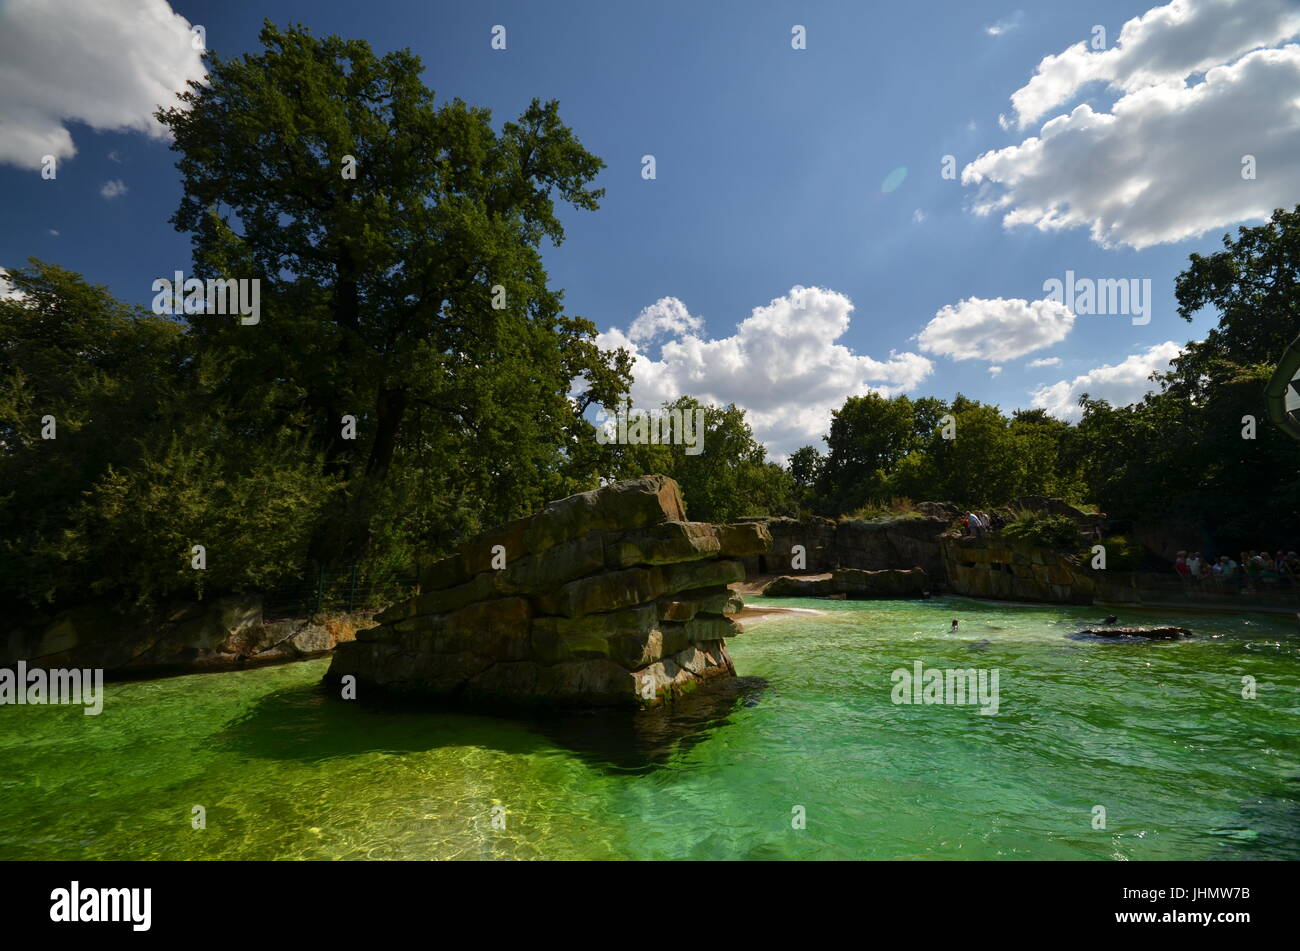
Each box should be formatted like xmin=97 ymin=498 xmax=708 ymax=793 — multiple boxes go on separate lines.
xmin=155 ymin=22 xmax=631 ymax=566
xmin=816 ymin=393 xmax=918 ymax=512
xmin=1070 ymin=207 xmax=1300 ymax=546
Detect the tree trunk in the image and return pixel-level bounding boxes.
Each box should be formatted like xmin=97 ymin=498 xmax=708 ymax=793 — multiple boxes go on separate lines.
xmin=366 ymin=385 xmax=407 ymax=478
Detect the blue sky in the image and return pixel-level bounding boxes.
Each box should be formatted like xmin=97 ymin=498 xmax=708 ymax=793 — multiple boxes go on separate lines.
xmin=3 ymin=0 xmax=1298 ymax=456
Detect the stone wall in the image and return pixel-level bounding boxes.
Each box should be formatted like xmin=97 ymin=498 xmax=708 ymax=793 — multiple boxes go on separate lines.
xmin=326 ymin=476 xmax=771 ymax=709
xmin=940 ymin=535 xmax=1136 ymax=605
xmin=834 ymin=517 xmax=951 ymax=578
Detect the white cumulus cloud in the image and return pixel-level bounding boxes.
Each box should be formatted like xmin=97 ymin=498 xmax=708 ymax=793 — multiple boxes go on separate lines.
xmin=627 ymin=297 xmax=704 ymax=344
xmin=1010 ymin=0 xmax=1300 ymax=129
xmin=918 ymin=296 xmax=1074 ymax=362
xmin=1028 ymin=356 xmax=1061 ymax=367
xmin=99 ymin=179 xmax=127 ymax=200
xmin=1030 ymin=340 xmax=1184 ymax=420
xmin=598 ymin=286 xmax=934 ymax=458
xmin=965 ymin=0 xmax=1300 ymax=249
xmin=0 ymin=0 xmax=206 ymax=169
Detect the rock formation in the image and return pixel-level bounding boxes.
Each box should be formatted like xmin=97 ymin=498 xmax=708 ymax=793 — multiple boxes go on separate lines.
xmin=940 ymin=534 xmax=1145 ymax=604
xmin=1 ymin=595 xmax=364 ymax=676
xmin=738 ymin=515 xmax=950 ymax=582
xmin=325 ymin=476 xmax=771 ymax=709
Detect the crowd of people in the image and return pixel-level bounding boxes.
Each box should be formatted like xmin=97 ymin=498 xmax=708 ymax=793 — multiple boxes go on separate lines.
xmin=953 ymin=509 xmax=1298 ymax=598
xmin=1174 ymin=550 xmax=1300 ymax=592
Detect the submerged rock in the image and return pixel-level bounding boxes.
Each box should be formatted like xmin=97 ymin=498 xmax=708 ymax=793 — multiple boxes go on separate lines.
xmin=326 ymin=475 xmax=771 ymax=710
xmin=1071 ymin=626 xmax=1192 ymax=640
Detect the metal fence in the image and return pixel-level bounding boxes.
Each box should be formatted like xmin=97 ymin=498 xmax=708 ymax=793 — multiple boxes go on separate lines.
xmin=261 ymin=565 xmax=418 ymax=620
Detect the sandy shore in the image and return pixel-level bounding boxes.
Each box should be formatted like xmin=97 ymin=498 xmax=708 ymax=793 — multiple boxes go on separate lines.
xmin=735 ymin=604 xmax=824 ymax=625
xmin=731 ymin=575 xmax=826 ymax=624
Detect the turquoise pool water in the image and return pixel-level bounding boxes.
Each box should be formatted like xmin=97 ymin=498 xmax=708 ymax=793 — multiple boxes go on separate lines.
xmin=1 ymin=597 xmax=1297 ymax=859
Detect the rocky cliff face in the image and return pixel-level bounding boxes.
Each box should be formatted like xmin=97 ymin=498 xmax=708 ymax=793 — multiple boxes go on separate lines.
xmin=740 ymin=515 xmax=950 ymax=581
xmin=834 ymin=518 xmax=951 ymax=578
xmin=325 ymin=476 xmax=771 ymax=709
xmin=940 ymin=535 xmax=1137 ymax=604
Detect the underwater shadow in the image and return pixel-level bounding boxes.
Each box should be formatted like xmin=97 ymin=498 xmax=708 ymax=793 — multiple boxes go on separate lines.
xmin=215 ymin=680 xmax=551 ymax=763
xmin=216 ymin=675 xmax=768 ymax=773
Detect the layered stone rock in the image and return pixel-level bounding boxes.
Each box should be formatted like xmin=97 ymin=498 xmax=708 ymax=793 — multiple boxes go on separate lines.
xmin=327 ymin=475 xmax=770 ymax=709
xmin=941 ymin=535 xmax=1095 ymax=604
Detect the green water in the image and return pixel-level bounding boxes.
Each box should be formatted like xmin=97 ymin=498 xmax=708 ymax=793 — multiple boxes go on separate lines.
xmin=2 ymin=597 xmax=1298 ymax=860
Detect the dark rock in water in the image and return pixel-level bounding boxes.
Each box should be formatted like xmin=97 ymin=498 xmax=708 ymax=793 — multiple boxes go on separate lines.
xmin=1072 ymin=626 xmax=1192 ymax=640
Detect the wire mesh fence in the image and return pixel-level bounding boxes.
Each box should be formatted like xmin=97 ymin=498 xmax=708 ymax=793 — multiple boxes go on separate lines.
xmin=261 ymin=565 xmax=418 ymax=621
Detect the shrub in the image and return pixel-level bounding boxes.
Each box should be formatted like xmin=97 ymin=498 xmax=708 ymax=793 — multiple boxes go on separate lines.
xmin=1001 ymin=512 xmax=1083 ymax=550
